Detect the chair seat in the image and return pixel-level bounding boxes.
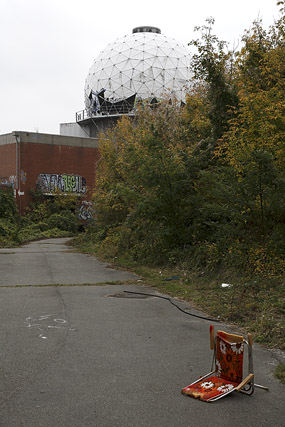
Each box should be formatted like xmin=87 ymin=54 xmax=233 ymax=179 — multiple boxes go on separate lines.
xmin=181 ymin=375 xmax=238 ymax=402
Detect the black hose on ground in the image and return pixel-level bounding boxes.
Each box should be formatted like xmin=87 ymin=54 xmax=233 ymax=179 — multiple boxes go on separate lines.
xmin=123 ymin=290 xmax=220 ymax=322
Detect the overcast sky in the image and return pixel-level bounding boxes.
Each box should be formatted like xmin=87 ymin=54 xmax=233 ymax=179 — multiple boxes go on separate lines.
xmin=0 ymin=0 xmax=280 ymax=135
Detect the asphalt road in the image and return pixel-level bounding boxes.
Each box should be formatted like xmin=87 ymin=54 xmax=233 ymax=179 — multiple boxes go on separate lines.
xmin=0 ymin=238 xmax=284 ymax=427
xmin=0 ymin=238 xmax=137 ymax=286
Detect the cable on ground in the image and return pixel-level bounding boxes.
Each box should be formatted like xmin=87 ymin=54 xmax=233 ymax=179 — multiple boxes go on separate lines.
xmin=123 ymin=290 xmax=220 ymax=322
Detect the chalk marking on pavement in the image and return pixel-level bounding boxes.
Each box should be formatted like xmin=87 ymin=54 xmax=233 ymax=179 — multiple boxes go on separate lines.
xmin=25 ymin=314 xmax=68 ymax=340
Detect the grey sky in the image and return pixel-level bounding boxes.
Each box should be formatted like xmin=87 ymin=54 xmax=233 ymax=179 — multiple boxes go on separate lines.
xmin=0 ymin=0 xmax=280 ymax=135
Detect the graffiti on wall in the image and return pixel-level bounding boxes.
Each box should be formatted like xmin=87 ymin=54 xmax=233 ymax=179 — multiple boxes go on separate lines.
xmin=37 ymin=173 xmax=87 ymax=194
xmin=20 ymin=170 xmax=27 ymax=184
xmin=79 ymin=201 xmax=93 ymax=221
xmin=0 ymin=175 xmax=16 ymax=187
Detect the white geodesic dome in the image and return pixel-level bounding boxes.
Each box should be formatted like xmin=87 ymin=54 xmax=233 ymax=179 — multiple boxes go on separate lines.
xmin=84 ymin=26 xmax=192 ymax=115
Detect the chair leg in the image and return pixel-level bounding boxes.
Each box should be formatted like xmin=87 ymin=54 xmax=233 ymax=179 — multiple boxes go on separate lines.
xmin=239 ymin=383 xmax=254 ymax=395
xmin=236 ymin=373 xmax=254 ymax=395
xmin=254 ymin=383 xmax=269 ymax=391
xmin=246 ymin=333 xmax=269 ymax=393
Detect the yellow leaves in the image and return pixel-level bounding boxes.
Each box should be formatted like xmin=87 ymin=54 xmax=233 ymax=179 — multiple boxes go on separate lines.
xmin=247 ymin=245 xmax=285 ymax=277
xmin=183 ymin=91 xmax=212 ymax=142
xmin=218 ymin=33 xmax=285 ymax=171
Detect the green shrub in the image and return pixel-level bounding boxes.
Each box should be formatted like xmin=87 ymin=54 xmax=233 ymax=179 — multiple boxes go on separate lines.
xmin=0 ymin=190 xmax=80 ymax=246
xmin=47 ymin=210 xmax=78 ymax=233
xmin=25 ymin=200 xmax=51 ymax=222
xmin=0 ymin=188 xmax=18 ymax=219
xmin=275 ymin=363 xmax=285 ymax=384
xmin=41 ymin=228 xmax=71 ymax=238
xmin=0 ymin=218 xmax=18 ymax=237
xmin=0 ymin=235 xmax=15 ymax=247
xmin=17 ymin=224 xmax=46 ymax=243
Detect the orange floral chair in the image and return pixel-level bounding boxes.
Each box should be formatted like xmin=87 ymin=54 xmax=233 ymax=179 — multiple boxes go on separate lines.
xmin=181 ymin=325 xmax=268 ymax=402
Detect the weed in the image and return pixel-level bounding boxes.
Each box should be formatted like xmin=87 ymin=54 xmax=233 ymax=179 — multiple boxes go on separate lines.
xmin=275 ymin=362 xmax=285 ymax=384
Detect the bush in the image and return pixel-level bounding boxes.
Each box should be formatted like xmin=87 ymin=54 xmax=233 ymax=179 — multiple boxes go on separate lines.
xmin=275 ymin=363 xmax=285 ymax=384
xmin=0 ymin=218 xmax=18 ymax=237
xmin=17 ymin=225 xmax=71 ymax=243
xmin=17 ymin=222 xmax=49 ymax=243
xmin=47 ymin=210 xmax=79 ymax=233
xmin=41 ymin=228 xmax=71 ymax=238
xmin=0 ymin=189 xmax=80 ymax=247
xmin=0 ymin=188 xmax=18 ymax=219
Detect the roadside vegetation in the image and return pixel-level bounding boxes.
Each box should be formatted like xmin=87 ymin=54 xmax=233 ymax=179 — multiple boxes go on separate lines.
xmin=0 ymin=188 xmax=80 ymax=246
xmin=275 ymin=362 xmax=285 ymax=384
xmin=74 ymin=4 xmax=285 ymax=351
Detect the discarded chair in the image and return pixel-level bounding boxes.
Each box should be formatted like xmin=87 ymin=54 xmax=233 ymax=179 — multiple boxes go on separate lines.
xmin=181 ymin=325 xmax=268 ymax=402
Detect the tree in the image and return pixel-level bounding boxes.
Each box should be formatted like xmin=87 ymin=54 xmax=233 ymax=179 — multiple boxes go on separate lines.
xmin=214 ymin=3 xmax=285 ymax=273
xmin=92 ymin=101 xmax=203 ymax=263
xmin=189 ymin=18 xmax=239 ymax=141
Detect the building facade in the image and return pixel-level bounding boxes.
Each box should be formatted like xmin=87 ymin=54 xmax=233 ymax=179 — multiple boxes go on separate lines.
xmin=0 ymin=131 xmax=100 ymax=217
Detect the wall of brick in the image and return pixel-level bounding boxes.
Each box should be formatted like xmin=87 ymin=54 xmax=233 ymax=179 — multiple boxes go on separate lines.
xmin=0 ymin=141 xmax=17 ymax=188
xmin=0 ymin=132 xmax=100 ymax=215
xmin=19 ymin=142 xmax=100 ymax=214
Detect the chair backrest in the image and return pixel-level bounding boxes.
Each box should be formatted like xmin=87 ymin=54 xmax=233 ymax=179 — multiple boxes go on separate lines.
xmin=215 ymin=330 xmax=244 ymax=383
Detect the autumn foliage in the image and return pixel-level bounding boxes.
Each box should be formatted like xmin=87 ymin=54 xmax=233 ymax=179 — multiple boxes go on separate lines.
xmin=86 ymin=3 xmax=285 ymax=278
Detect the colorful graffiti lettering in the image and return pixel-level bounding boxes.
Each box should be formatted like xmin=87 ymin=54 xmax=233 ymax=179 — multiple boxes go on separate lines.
xmin=79 ymin=201 xmax=93 ymax=221
xmin=0 ymin=175 xmax=16 ymax=187
xmin=37 ymin=173 xmax=86 ymax=194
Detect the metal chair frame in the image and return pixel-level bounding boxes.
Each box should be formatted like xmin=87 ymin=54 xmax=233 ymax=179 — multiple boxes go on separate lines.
xmin=182 ymin=325 xmax=268 ymax=402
